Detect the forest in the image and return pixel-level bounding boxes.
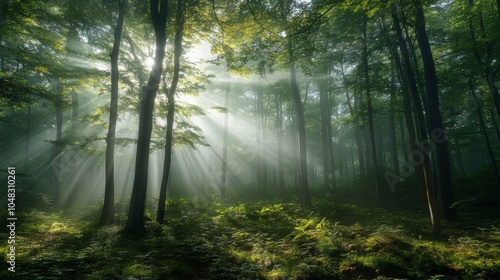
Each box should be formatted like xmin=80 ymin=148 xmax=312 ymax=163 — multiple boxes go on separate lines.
xmin=1 ymin=0 xmax=500 ymax=279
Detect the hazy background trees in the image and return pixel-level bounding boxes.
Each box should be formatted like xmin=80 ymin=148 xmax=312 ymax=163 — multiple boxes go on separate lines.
xmin=1 ymin=0 xmax=499 ymax=233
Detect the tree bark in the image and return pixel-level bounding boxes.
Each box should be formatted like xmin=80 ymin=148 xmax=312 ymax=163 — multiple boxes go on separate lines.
xmin=123 ymin=0 xmax=168 ymax=234
xmin=156 ymin=0 xmax=184 ymax=224
xmin=274 ymin=92 xmax=285 ymax=198
xmin=389 ymin=78 xmax=399 ymax=174
xmin=51 ymin=104 xmax=63 ymax=208
xmin=362 ymin=15 xmax=381 ymax=200
xmin=392 ymin=5 xmax=441 ymax=231
xmin=281 ymin=7 xmax=310 ymax=207
xmin=288 ymin=47 xmax=310 ymax=208
xmin=319 ymin=80 xmax=330 ymax=193
xmin=414 ymin=3 xmax=455 ymax=219
xmin=326 ymin=90 xmax=336 ymax=191
xmin=490 ymin=109 xmax=500 ymax=146
xmin=468 ymin=0 xmax=500 ymax=125
xmin=24 ymin=105 xmax=31 ymax=175
xmin=100 ymin=0 xmax=126 ymax=226
xmin=470 ymin=81 xmax=500 ymax=187
xmin=220 ymin=82 xmax=230 ymax=201
xmin=341 ymin=58 xmax=365 ymax=176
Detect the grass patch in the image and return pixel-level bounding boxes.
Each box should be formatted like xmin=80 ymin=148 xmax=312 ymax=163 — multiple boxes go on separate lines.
xmin=0 ymin=187 xmax=499 ymax=279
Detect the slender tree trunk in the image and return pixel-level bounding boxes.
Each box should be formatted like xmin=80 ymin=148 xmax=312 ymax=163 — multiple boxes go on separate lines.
xmin=124 ymin=0 xmax=168 ymax=234
xmin=497 ymin=0 xmax=500 ymax=21
xmin=389 ymin=86 xmax=399 ymax=174
xmin=319 ymin=81 xmax=330 ymax=193
xmin=288 ymin=106 xmax=300 ymax=194
xmin=71 ymin=90 xmax=78 ymax=128
xmin=392 ymin=4 xmax=441 ymax=231
xmin=327 ymin=90 xmax=336 ymax=191
xmin=490 ymin=109 xmax=500 ymax=146
xmin=156 ymin=0 xmax=184 ymax=223
xmin=414 ymin=3 xmax=455 ymax=219
xmin=451 ymin=127 xmax=466 ymax=176
xmin=284 ymin=27 xmax=310 ymax=207
xmin=362 ymin=15 xmax=381 ymax=200
xmin=364 ymin=129 xmax=372 ymax=169
xmin=470 ymin=81 xmax=500 ymax=187
xmin=399 ymin=112 xmax=408 ymax=159
xmin=275 ymin=93 xmax=285 ymax=198
xmin=260 ymin=90 xmax=268 ymax=197
xmin=51 ymin=105 xmax=63 ymax=208
xmin=24 ymin=106 xmax=31 ymax=175
xmin=350 ymin=141 xmax=356 ymax=176
xmin=342 ymin=59 xmax=365 ymax=176
xmin=405 ymin=27 xmax=427 ymax=115
xmin=289 ymin=55 xmax=310 ymax=207
xmin=220 ymin=83 xmax=230 ymax=201
xmin=468 ymin=0 xmax=500 ymax=123
xmin=255 ymin=87 xmax=265 ymax=197
xmin=100 ymin=0 xmax=126 ymax=226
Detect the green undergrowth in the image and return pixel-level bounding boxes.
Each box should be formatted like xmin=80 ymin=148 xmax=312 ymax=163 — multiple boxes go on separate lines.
xmin=1 ymin=188 xmax=499 ymax=279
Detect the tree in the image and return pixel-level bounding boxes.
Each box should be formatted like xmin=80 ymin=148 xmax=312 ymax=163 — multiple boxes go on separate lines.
xmin=281 ymin=0 xmax=311 ymax=208
xmin=413 ymin=1 xmax=455 ymax=219
xmin=156 ymin=0 xmax=185 ymax=224
xmin=361 ymin=13 xmax=382 ymax=200
xmin=220 ymin=81 xmax=230 ymax=201
xmin=391 ymin=3 xmax=441 ymax=231
xmin=100 ymin=0 xmax=127 ymax=226
xmin=123 ymin=0 xmax=168 ymax=234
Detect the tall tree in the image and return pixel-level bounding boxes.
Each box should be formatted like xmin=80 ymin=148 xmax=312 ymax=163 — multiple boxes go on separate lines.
xmin=470 ymin=80 xmax=500 ymax=187
xmin=391 ymin=4 xmax=441 ymax=231
xmin=414 ymin=2 xmax=455 ymax=219
xmin=100 ymin=0 xmax=126 ymax=226
xmin=220 ymin=81 xmax=230 ymax=201
xmin=286 ymin=31 xmax=311 ymax=208
xmin=156 ymin=0 xmax=185 ymax=223
xmin=124 ymin=0 xmax=168 ymax=234
xmin=361 ymin=14 xmax=382 ymax=200
xmin=319 ymin=79 xmax=331 ymax=193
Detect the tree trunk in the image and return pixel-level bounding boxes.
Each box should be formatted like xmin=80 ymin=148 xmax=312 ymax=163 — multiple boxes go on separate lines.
xmin=289 ymin=50 xmax=310 ymax=208
xmin=392 ymin=4 xmax=441 ymax=231
xmin=156 ymin=0 xmax=184 ymax=224
xmin=51 ymin=104 xmax=63 ymax=208
xmin=327 ymin=90 xmax=336 ymax=190
xmin=342 ymin=59 xmax=365 ymax=176
xmin=362 ymin=15 xmax=381 ymax=200
xmin=24 ymin=106 xmax=31 ymax=175
xmin=389 ymin=85 xmax=399 ymax=174
xmin=275 ymin=92 xmax=285 ymax=198
xmin=414 ymin=3 xmax=455 ymax=219
xmin=468 ymin=0 xmax=500 ymax=124
xmin=451 ymin=127 xmax=466 ymax=176
xmin=220 ymin=82 xmax=230 ymax=201
xmin=255 ymin=87 xmax=265 ymax=197
xmin=470 ymin=81 xmax=500 ymax=187
xmin=100 ymin=0 xmax=126 ymax=226
xmin=319 ymin=81 xmax=330 ymax=193
xmin=490 ymin=109 xmax=500 ymax=146
xmin=124 ymin=0 xmax=168 ymax=234
xmin=497 ymin=0 xmax=500 ymax=21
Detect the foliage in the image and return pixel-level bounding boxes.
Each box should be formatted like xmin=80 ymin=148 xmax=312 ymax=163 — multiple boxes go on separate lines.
xmin=1 ymin=185 xmax=499 ymax=279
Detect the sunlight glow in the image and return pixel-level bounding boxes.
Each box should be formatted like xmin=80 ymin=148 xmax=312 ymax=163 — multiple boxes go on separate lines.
xmin=144 ymin=57 xmax=155 ymax=68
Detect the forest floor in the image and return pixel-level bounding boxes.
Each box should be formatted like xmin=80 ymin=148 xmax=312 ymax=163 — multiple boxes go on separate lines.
xmin=1 ymin=182 xmax=500 ymax=280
